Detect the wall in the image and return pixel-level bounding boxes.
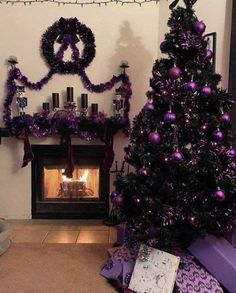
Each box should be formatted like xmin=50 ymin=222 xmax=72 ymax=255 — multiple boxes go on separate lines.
xmin=0 ymin=0 xmax=232 ymax=219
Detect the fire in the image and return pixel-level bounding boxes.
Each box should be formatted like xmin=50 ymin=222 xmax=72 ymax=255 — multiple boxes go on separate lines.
xmin=79 ymin=170 xmax=89 ymax=183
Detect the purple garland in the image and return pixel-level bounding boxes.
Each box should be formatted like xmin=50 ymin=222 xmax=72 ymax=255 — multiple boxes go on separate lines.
xmin=3 ymin=17 xmax=132 ymax=173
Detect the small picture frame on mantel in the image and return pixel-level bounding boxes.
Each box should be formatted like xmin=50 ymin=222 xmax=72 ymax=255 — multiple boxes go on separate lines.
xmin=205 ymin=32 xmax=217 ymax=71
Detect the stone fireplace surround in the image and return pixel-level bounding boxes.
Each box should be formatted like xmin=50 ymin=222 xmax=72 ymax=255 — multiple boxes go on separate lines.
xmin=31 ymin=144 xmax=110 ymax=219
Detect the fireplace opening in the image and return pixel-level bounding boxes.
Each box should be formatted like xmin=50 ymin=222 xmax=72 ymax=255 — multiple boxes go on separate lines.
xmin=32 ymin=145 xmax=109 ymax=219
xmin=44 ymin=167 xmax=100 ymax=200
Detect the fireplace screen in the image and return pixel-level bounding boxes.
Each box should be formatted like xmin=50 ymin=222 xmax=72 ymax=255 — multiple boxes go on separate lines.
xmin=44 ymin=166 xmax=100 ymax=200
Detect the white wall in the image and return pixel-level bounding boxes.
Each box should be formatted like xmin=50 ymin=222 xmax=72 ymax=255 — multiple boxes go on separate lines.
xmin=0 ymin=0 xmax=232 ymax=218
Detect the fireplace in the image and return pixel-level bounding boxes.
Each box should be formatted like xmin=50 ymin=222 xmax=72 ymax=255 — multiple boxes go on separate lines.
xmin=31 ymin=145 xmax=109 ymax=219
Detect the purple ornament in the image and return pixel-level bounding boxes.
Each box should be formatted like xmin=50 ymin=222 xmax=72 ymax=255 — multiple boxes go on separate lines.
xmin=188 ymin=213 xmax=198 ymax=226
xmin=220 ymin=113 xmax=231 ymax=123
xmin=139 ymin=167 xmax=149 ymax=177
xmin=124 ymin=152 xmax=132 ymax=162
xmin=164 ymin=111 xmax=176 ymax=123
xmin=144 ymin=102 xmax=154 ymax=111
xmin=194 ymin=21 xmax=206 ymax=35
xmin=212 ymin=129 xmax=224 ymax=142
xmin=201 ymin=86 xmax=212 ymax=97
xmin=185 ymin=81 xmax=197 ymax=92
xmin=206 ymin=49 xmax=213 ymax=59
xmin=110 ymin=191 xmax=119 ymax=203
xmin=149 ymin=131 xmax=161 ymax=144
xmin=226 ymin=148 xmax=236 ymax=158
xmin=160 ymin=41 xmax=168 ymax=52
xmin=171 ymin=151 xmax=184 ymax=162
xmin=113 ymin=194 xmax=124 ymax=207
xmin=213 ymin=188 xmax=225 ymax=202
xmin=168 ymin=67 xmax=181 ymax=79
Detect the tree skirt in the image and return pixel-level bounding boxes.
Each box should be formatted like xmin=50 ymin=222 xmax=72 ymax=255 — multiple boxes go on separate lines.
xmin=0 ymin=220 xmax=11 ymax=256
xmin=101 ymin=243 xmax=223 ymax=293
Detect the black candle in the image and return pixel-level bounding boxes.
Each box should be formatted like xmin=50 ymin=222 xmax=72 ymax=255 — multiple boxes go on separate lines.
xmin=91 ymin=103 xmax=98 ymax=115
xmin=81 ymin=93 xmax=88 ymax=108
xmin=42 ymin=102 xmax=50 ymax=111
xmin=67 ymin=87 xmax=74 ymax=102
xmin=52 ymin=93 xmax=59 ymax=108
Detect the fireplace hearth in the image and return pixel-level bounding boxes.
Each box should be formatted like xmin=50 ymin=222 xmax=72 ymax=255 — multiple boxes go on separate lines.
xmin=32 ymin=145 xmax=109 ymax=219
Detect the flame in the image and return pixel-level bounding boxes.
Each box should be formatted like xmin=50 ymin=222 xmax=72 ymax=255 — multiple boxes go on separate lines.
xmin=79 ymin=170 xmax=89 ymax=183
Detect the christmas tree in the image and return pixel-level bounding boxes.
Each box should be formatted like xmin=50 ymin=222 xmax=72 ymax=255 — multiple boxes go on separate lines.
xmin=112 ymin=0 xmax=236 ymax=248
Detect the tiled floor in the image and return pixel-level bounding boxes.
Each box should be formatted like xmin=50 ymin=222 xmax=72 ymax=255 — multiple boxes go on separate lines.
xmin=8 ymin=219 xmax=117 ymax=244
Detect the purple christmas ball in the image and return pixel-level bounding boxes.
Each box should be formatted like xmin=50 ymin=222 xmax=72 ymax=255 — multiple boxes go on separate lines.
xmin=188 ymin=213 xmax=198 ymax=226
xmin=201 ymin=86 xmax=212 ymax=96
xmin=212 ymin=129 xmax=224 ymax=142
xmin=164 ymin=111 xmax=176 ymax=123
xmin=213 ymin=188 xmax=226 ymax=202
xmin=171 ymin=151 xmax=184 ymax=162
xmin=169 ymin=67 xmax=181 ymax=79
xmin=113 ymin=194 xmax=124 ymax=207
xmin=139 ymin=167 xmax=149 ymax=177
xmin=149 ymin=131 xmax=161 ymax=144
xmin=221 ymin=113 xmax=231 ymax=123
xmin=144 ymin=102 xmax=154 ymax=111
xmin=206 ymin=49 xmax=213 ymax=59
xmin=226 ymin=148 xmax=236 ymax=158
xmin=185 ymin=81 xmax=197 ymax=92
xmin=194 ymin=21 xmax=206 ymax=35
xmin=160 ymin=41 xmax=168 ymax=52
xmin=110 ymin=191 xmax=118 ymax=203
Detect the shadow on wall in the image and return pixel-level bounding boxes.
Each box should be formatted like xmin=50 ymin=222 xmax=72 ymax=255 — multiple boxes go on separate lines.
xmin=109 ymin=20 xmax=154 ymax=119
xmin=108 ymin=21 xmax=154 ymax=177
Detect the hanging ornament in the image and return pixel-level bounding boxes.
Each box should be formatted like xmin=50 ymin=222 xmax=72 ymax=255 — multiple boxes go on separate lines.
xmin=160 ymin=41 xmax=168 ymax=53
xmin=110 ymin=191 xmax=119 ymax=203
xmin=220 ymin=113 xmax=231 ymax=123
xmin=226 ymin=147 xmax=236 ymax=158
xmin=139 ymin=167 xmax=149 ymax=177
xmin=171 ymin=151 xmax=184 ymax=162
xmin=168 ymin=66 xmax=181 ymax=79
xmin=144 ymin=101 xmax=154 ymax=111
xmin=113 ymin=194 xmax=124 ymax=207
xmin=212 ymin=129 xmax=224 ymax=142
xmin=213 ymin=188 xmax=226 ymax=202
xmin=164 ymin=111 xmax=176 ymax=123
xmin=149 ymin=131 xmax=161 ymax=144
xmin=205 ymin=49 xmax=213 ymax=60
xmin=194 ymin=21 xmax=206 ymax=35
xmin=201 ymin=86 xmax=212 ymax=97
xmin=185 ymin=81 xmax=197 ymax=92
xmin=124 ymin=152 xmax=132 ymax=162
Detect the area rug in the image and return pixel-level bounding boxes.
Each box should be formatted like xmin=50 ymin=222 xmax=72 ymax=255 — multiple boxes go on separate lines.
xmin=0 ymin=243 xmax=115 ymax=293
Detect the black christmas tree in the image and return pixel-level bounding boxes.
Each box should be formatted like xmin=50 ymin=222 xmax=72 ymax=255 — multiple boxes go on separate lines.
xmin=111 ymin=0 xmax=236 ymax=248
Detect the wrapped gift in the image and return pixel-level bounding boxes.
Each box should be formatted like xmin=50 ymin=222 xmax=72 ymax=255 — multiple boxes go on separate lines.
xmin=226 ymin=229 xmax=236 ymax=247
xmin=128 ymin=244 xmax=180 ymax=293
xmin=188 ymin=235 xmax=236 ymax=293
xmin=101 ymin=242 xmax=223 ymax=292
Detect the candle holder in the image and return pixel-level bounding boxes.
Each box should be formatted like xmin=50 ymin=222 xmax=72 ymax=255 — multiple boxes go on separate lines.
xmin=113 ymin=88 xmax=124 ymax=118
xmin=16 ymin=86 xmax=27 ymax=116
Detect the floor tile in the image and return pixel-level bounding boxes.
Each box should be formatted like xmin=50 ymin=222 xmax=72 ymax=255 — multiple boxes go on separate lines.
xmin=11 ymin=230 xmax=49 ymax=243
xmin=109 ymin=228 xmax=117 ymax=244
xmin=77 ymin=230 xmax=109 ymax=244
xmin=44 ymin=230 xmax=79 ymax=243
xmin=50 ymin=225 xmax=80 ymax=231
